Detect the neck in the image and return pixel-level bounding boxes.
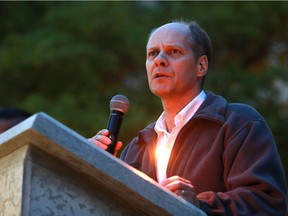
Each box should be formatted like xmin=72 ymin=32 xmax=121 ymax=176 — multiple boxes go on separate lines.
xmin=161 ymin=97 xmax=190 ymax=133
xmin=159 ymin=89 xmax=202 ymax=133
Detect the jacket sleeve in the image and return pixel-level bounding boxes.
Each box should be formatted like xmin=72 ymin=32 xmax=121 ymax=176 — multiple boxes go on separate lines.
xmin=197 ymin=120 xmax=288 ymax=215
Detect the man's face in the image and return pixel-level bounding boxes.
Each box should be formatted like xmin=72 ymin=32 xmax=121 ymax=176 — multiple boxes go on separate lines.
xmin=146 ymin=23 xmax=205 ymax=101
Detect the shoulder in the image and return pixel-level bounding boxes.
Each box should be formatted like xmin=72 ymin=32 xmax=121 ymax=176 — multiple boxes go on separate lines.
xmin=225 ymin=102 xmax=266 ymax=125
xmin=203 ymin=91 xmax=266 ymax=123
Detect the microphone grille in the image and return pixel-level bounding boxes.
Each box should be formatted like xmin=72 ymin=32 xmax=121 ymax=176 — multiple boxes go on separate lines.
xmin=110 ymin=94 xmax=130 ymax=114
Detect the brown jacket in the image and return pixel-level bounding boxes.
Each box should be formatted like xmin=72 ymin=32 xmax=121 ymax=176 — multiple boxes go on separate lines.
xmin=121 ymin=91 xmax=287 ymax=215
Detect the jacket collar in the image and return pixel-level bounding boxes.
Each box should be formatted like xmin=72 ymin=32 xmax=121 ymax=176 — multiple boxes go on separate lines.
xmin=194 ymin=91 xmax=227 ymax=124
xmin=137 ymin=91 xmax=227 ymax=144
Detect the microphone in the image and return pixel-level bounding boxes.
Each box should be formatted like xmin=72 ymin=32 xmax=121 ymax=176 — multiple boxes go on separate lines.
xmin=106 ymin=94 xmax=130 ymax=154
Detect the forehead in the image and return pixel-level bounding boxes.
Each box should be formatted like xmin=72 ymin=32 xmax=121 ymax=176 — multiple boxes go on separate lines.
xmin=147 ymin=23 xmax=191 ymax=49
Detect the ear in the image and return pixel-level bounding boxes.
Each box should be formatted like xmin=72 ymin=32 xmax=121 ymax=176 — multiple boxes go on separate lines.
xmin=197 ymin=55 xmax=208 ymax=77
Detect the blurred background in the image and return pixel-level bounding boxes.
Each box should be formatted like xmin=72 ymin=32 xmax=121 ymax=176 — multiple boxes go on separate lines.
xmin=0 ymin=2 xmax=287 ymax=182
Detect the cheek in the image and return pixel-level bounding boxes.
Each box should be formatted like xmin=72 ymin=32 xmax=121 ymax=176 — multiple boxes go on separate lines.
xmin=174 ymin=64 xmax=197 ymax=84
xmin=145 ymin=61 xmax=149 ymax=72
xmin=146 ymin=61 xmax=153 ymax=79
xmin=180 ymin=59 xmax=197 ymax=75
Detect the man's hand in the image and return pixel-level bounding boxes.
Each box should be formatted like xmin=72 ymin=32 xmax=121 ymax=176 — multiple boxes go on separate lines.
xmin=161 ymin=176 xmax=199 ymax=207
xmin=88 ymin=129 xmax=123 ymax=156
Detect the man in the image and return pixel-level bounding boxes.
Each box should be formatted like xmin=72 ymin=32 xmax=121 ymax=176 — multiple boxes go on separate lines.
xmin=0 ymin=107 xmax=31 ymax=133
xmin=89 ymin=21 xmax=287 ymax=215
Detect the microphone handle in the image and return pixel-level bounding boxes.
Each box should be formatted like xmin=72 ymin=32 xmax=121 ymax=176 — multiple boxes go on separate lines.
xmin=106 ymin=110 xmax=124 ymax=154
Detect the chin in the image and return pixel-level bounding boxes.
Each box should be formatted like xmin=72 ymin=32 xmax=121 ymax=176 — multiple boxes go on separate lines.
xmin=149 ymin=84 xmax=172 ymax=96
xmin=151 ymin=90 xmax=171 ymax=98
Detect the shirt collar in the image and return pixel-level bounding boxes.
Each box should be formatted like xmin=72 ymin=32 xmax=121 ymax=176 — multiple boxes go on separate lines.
xmin=155 ymin=90 xmax=207 ymax=134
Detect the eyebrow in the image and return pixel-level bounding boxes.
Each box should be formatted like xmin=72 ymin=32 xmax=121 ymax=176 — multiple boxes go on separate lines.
xmin=147 ymin=44 xmax=185 ymax=51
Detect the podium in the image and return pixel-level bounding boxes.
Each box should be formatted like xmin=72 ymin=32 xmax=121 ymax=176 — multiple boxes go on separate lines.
xmin=0 ymin=113 xmax=206 ymax=216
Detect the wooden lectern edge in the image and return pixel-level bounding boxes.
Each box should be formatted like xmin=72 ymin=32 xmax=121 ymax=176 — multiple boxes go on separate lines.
xmin=0 ymin=112 xmax=206 ymax=216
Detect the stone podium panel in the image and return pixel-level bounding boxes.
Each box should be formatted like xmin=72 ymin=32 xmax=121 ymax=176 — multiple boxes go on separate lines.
xmin=0 ymin=112 xmax=206 ymax=216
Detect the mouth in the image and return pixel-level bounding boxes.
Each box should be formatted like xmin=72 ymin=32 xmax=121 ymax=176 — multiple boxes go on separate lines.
xmin=154 ymin=72 xmax=169 ymax=79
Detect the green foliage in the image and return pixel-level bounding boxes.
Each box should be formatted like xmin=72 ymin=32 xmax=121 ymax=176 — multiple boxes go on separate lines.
xmin=0 ymin=2 xmax=287 ymax=180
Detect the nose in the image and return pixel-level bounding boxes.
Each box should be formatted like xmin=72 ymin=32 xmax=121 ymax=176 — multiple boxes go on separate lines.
xmin=154 ymin=52 xmax=168 ymax=67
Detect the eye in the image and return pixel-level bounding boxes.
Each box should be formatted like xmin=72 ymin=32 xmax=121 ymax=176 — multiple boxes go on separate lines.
xmin=169 ymin=49 xmax=181 ymax=55
xmin=147 ymin=50 xmax=159 ymax=58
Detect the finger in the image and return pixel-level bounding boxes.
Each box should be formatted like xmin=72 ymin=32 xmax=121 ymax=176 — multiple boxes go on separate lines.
xmin=115 ymin=141 xmax=123 ymax=152
xmin=162 ymin=176 xmax=191 ymax=185
xmin=97 ymin=129 xmax=109 ymax=136
xmin=112 ymin=141 xmax=123 ymax=156
xmin=88 ymin=129 xmax=112 ymax=150
xmin=162 ymin=176 xmax=192 ymax=191
xmin=92 ymin=134 xmax=111 ymax=145
xmin=89 ymin=129 xmax=109 ymax=143
xmin=94 ymin=141 xmax=109 ymax=150
xmin=88 ymin=137 xmax=109 ymax=150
